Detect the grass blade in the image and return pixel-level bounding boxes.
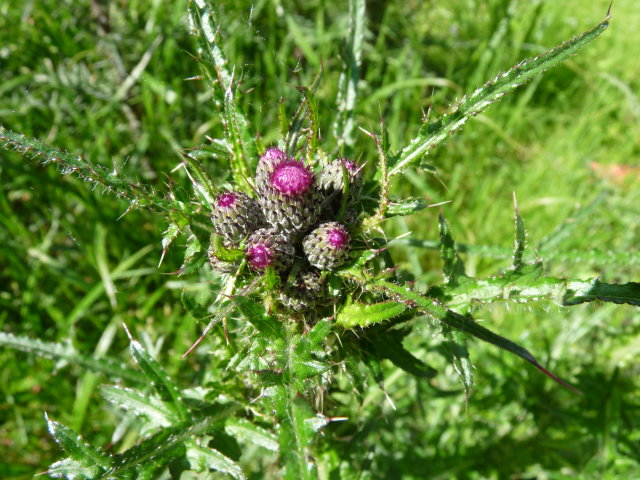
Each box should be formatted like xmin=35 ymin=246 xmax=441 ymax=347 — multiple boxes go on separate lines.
xmin=0 ymin=332 xmax=145 ymax=384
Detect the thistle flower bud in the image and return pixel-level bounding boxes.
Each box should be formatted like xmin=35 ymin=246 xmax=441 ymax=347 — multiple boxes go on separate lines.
xmin=260 ymin=159 xmax=322 ymax=233
xmin=302 ymin=222 xmax=351 ymax=270
xmin=207 ymin=245 xmax=237 ymax=274
xmin=210 ymin=191 xmax=263 ymax=244
xmin=255 ymin=147 xmax=288 ymax=194
xmin=317 ymin=158 xmax=363 ymax=199
xmin=245 ymin=227 xmax=295 ymax=272
xmin=279 ymin=270 xmax=324 ymax=312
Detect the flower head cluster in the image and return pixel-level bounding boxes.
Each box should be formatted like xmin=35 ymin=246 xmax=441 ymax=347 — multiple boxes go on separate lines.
xmin=208 ymin=147 xmax=364 ymax=312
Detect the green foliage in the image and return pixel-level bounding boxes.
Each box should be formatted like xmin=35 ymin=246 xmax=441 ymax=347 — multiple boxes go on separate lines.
xmin=1 ymin=0 xmax=639 ymax=479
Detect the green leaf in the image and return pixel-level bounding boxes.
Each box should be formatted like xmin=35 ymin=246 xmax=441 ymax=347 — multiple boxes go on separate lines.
xmin=512 ymin=201 xmax=526 ymax=270
xmin=45 ymin=414 xmax=112 ymax=469
xmin=231 ymin=296 xmax=286 ymax=339
xmin=109 ymin=424 xmax=189 ymax=475
xmin=375 ymin=280 xmax=580 ymax=392
xmin=439 ymin=214 xmax=466 ymax=284
xmin=361 ymin=128 xmax=391 ymax=233
xmin=305 ymin=319 xmax=332 ymax=349
xmin=291 ymin=341 xmax=331 ymax=380
xmin=332 ymin=0 xmax=366 ymax=152
xmin=431 ymin=266 xmax=640 ymax=309
xmin=182 ymin=152 xmax=218 ymax=210
xmin=225 ymin=418 xmax=279 ymax=452
xmin=188 ymin=0 xmax=255 ymax=192
xmin=181 ymin=291 xmax=211 ymax=323
xmin=101 ymin=386 xmax=172 ymax=426
xmin=186 ymin=441 xmax=246 ymax=480
xmin=439 ymin=329 xmax=474 ymax=395
xmin=128 ymin=337 xmax=191 ymax=423
xmin=0 ymin=125 xmax=168 ymax=211
xmin=385 ymin=197 xmax=431 ymax=218
xmin=389 ymin=15 xmax=609 ymax=176
xmin=273 ymin=386 xmax=327 ymax=480
xmin=46 ymin=458 xmax=101 ymax=480
xmin=369 ymin=331 xmax=437 ymax=379
xmin=335 ymin=301 xmax=407 ymax=328
xmin=564 ymin=280 xmax=640 ymax=306
xmin=0 ymin=332 xmax=145 ymax=384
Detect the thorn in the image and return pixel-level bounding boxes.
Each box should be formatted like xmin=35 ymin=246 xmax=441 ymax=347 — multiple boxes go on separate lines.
xmin=512 ymin=191 xmax=519 ymax=213
xmin=182 ymin=334 xmax=206 ymax=358
xmin=158 ymin=248 xmax=167 ymax=268
xmin=122 ymin=322 xmax=133 ymax=340
xmin=606 ymin=0 xmax=613 ymax=18
xmin=428 ymin=200 xmax=452 ymax=209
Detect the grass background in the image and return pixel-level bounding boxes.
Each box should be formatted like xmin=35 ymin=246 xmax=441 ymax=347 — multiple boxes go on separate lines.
xmin=1 ymin=0 xmax=639 ymax=478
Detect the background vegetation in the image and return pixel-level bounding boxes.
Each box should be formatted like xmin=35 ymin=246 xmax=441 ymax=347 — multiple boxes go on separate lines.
xmin=1 ymin=0 xmax=639 ymax=478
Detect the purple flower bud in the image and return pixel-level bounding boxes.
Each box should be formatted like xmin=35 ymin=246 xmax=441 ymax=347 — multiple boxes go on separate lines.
xmin=245 ymin=228 xmax=295 ymax=272
xmin=279 ymin=270 xmax=324 ymax=312
xmin=318 ymin=158 xmax=364 ymax=197
xmin=210 ymin=191 xmax=264 ymax=244
xmin=255 ymin=147 xmax=288 ymax=194
xmin=259 ymin=158 xmax=322 ymax=234
xmin=303 ymin=222 xmax=351 ymax=270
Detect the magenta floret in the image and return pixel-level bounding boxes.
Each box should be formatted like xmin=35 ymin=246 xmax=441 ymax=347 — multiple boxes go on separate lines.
xmin=270 ymin=160 xmax=312 ymax=196
xmin=247 ymin=244 xmax=272 ymax=269
xmin=217 ymin=192 xmax=237 ymax=208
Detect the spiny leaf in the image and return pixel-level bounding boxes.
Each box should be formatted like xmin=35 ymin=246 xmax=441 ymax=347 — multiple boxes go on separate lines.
xmin=127 ymin=334 xmax=191 ymax=423
xmin=45 ymin=414 xmax=113 ymax=469
xmin=101 ymin=386 xmax=172 ymax=427
xmin=340 ymin=270 xmax=579 ymax=392
xmin=0 ymin=125 xmax=168 ymax=210
xmin=181 ymin=291 xmax=211 ymax=323
xmin=360 ymin=127 xmax=390 ymax=233
xmin=223 ymin=83 xmax=255 ymax=192
xmin=272 ymin=386 xmax=326 ymax=480
xmin=225 ymin=418 xmax=279 ymax=452
xmin=305 ymin=319 xmax=332 ymax=349
xmin=285 ymin=72 xmax=323 ymax=159
xmin=385 ymin=197 xmax=431 ymax=218
xmin=186 ymin=441 xmax=246 ymax=480
xmin=231 ymin=296 xmax=286 ymax=339
xmin=333 ymin=0 xmax=366 ymax=153
xmin=439 ymin=213 xmax=467 ymax=285
xmin=181 ymin=152 xmax=218 ymax=209
xmin=512 ymin=196 xmax=526 ymax=270
xmin=336 ymin=301 xmax=407 ymax=328
xmin=188 ymin=0 xmax=255 ymax=192
xmin=439 ymin=330 xmax=474 ymax=395
xmin=564 ymin=280 xmax=640 ymax=306
xmin=46 ymin=458 xmax=102 ymax=480
xmin=433 ymin=266 xmax=640 ymax=309
xmin=369 ymin=332 xmax=437 ymax=379
xmin=376 ymin=279 xmax=580 ymax=392
xmin=0 ymin=332 xmax=145 ymax=384
xmin=294 ymin=84 xmax=321 ymax=159
xmin=389 ymin=14 xmax=609 ymax=176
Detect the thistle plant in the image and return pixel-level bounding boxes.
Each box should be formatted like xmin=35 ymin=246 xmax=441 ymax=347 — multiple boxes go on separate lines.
xmin=2 ymin=1 xmax=639 ymax=479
